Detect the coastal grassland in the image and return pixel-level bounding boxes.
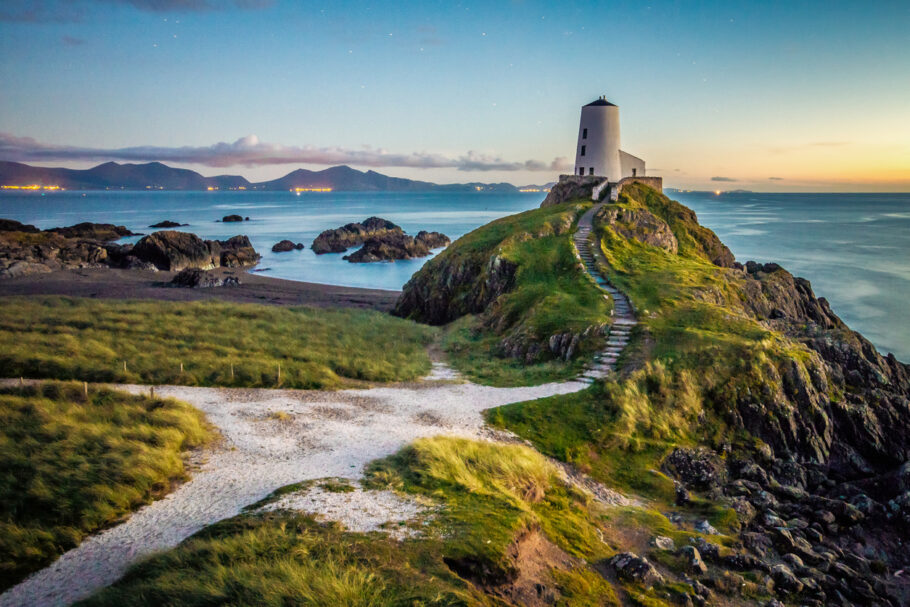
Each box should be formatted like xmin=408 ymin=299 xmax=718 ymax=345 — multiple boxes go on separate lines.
xmin=0 ymin=381 xmax=211 ymax=590
xmin=406 ymin=202 xmax=612 ymax=386
xmin=0 ymin=297 xmax=436 ymax=389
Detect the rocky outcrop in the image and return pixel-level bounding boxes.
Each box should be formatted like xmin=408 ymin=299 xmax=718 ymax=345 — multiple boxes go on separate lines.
xmin=271 ymin=240 xmax=304 ymax=252
xmin=130 ymin=231 xmax=260 ymax=271
xmin=170 ymin=268 xmax=240 ymax=288
xmin=221 ymin=215 xmax=247 ymax=222
xmin=46 ymin=222 xmax=137 ymax=241
xmin=540 ymin=175 xmax=602 ymax=207
xmin=596 ymin=206 xmax=678 ymax=253
xmin=0 ymin=230 xmax=114 ymax=278
xmin=149 ymin=220 xmax=186 ymax=228
xmin=343 ymin=233 xmax=429 ymax=263
xmin=311 ymin=217 xmax=403 ymax=254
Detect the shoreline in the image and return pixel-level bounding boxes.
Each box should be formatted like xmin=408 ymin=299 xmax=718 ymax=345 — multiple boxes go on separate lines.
xmin=0 ymin=268 xmax=399 ymax=311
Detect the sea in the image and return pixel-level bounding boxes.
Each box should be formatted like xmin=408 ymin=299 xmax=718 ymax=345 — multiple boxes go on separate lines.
xmin=1 ymin=189 xmax=908 ymax=361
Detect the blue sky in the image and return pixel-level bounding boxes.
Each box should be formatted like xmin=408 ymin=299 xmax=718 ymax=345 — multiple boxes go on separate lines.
xmin=1 ymin=0 xmax=908 ymax=190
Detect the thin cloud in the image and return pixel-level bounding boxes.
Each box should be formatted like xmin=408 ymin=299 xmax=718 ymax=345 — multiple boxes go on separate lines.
xmin=711 ymin=176 xmax=738 ymax=182
xmin=0 ymin=133 xmax=571 ymax=173
xmin=769 ymin=176 xmax=784 ymax=180
xmin=0 ymin=0 xmax=271 ymax=22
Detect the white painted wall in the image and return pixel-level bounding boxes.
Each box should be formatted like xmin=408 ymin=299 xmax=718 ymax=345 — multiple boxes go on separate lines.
xmin=574 ymin=101 xmax=622 ymax=181
xmin=619 ymin=150 xmax=646 ymax=177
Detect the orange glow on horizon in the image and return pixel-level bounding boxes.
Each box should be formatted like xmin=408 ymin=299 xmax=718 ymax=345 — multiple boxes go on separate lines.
xmin=291 ymin=187 xmax=332 ymax=192
xmin=1 ymin=184 xmax=62 ymax=190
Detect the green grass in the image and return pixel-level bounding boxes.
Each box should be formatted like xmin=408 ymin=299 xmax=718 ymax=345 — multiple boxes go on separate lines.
xmin=0 ymin=381 xmax=212 ymax=590
xmin=0 ymin=297 xmax=437 ymax=389
xmin=78 ymin=512 xmax=489 ymax=607
xmin=484 ymin=184 xmax=818 ymax=536
xmin=80 ymin=437 xmax=625 ymax=606
xmin=403 ymin=202 xmax=611 ymax=385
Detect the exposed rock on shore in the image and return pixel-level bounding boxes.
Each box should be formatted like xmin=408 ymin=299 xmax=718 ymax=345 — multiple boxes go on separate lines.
xmin=170 ymin=268 xmax=240 ymax=288
xmin=46 ymin=222 xmax=137 ymax=241
xmin=271 ymin=240 xmax=304 ymax=252
xmin=149 ymin=220 xmax=187 ymax=228
xmin=0 ymin=219 xmax=40 ymax=233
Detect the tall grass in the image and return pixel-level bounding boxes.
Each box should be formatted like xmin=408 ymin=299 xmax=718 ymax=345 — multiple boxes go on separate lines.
xmin=0 ymin=382 xmax=212 ymax=590
xmin=0 ymin=297 xmax=436 ymax=389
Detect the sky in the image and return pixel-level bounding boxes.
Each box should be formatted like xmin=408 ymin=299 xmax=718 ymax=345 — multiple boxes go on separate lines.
xmin=1 ymin=0 xmax=909 ymax=191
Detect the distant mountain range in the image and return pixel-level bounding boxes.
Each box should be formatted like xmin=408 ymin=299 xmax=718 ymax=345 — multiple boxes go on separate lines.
xmin=0 ymin=161 xmax=552 ymax=193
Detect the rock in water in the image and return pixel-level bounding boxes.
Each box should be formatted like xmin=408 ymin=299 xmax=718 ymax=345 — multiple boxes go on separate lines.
xmin=343 ymin=233 xmax=430 ymax=263
xmin=46 ymin=222 xmax=138 ymax=241
xmin=415 ymin=230 xmax=451 ymax=249
xmin=212 ymin=235 xmax=261 ymax=268
xmin=271 ymin=239 xmax=304 ymax=252
xmin=149 ymin=220 xmax=187 ymax=228
xmin=311 ymin=216 xmax=403 ymax=254
xmin=222 ymin=214 xmax=245 ymax=222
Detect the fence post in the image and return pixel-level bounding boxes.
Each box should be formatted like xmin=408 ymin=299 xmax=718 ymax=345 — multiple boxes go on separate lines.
xmin=230 ymin=363 xmax=234 ymax=379
xmin=123 ymin=361 xmax=127 ymax=373
xmin=180 ymin=362 xmax=184 ymax=373
xmin=84 ymin=381 xmax=88 ymax=397
xmin=277 ymin=362 xmax=281 ymax=386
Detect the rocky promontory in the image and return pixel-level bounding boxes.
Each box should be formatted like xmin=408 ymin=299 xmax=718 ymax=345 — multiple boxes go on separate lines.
xmin=149 ymin=220 xmax=187 ymax=228
xmin=131 ymin=231 xmax=260 ymax=271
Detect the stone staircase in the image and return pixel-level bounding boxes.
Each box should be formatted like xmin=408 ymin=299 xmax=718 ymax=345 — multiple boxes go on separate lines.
xmin=572 ymin=203 xmax=637 ymax=383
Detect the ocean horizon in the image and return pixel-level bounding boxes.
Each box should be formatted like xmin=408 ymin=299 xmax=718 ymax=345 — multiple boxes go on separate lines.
xmin=2 ymin=189 xmax=908 ymax=360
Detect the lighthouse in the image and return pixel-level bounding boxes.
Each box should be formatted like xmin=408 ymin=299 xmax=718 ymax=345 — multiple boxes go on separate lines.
xmin=574 ymin=96 xmax=645 ymax=182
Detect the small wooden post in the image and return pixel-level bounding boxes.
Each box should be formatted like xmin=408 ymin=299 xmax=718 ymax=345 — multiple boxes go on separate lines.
xmin=230 ymin=363 xmax=234 ymax=379
xmin=150 ymin=386 xmax=155 ymax=399
xmin=19 ymin=376 xmax=23 ymax=387
xmin=180 ymin=362 xmax=184 ymax=373
xmin=123 ymin=361 xmax=127 ymax=373
xmin=83 ymin=381 xmax=88 ymax=397
xmin=277 ymin=362 xmax=281 ymax=386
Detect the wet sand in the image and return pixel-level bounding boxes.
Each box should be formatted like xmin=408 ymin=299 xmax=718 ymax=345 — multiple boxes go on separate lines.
xmin=0 ymin=268 xmax=399 ymax=311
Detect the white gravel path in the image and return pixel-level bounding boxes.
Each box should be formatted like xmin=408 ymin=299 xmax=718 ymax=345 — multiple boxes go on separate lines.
xmin=0 ymin=368 xmax=587 ymax=607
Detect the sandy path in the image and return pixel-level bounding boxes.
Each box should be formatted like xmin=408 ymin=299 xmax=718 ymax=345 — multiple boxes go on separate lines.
xmin=0 ymin=366 xmax=587 ymax=607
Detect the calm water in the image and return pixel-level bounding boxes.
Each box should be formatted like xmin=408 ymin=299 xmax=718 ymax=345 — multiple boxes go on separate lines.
xmin=1 ymin=189 xmax=908 ymax=361
xmin=0 ymin=190 xmax=546 ymax=291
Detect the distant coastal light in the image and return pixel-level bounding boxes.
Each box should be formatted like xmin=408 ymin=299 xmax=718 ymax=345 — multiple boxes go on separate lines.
xmin=1 ymin=184 xmax=62 ymax=190
xmin=291 ymin=187 xmax=333 ymax=193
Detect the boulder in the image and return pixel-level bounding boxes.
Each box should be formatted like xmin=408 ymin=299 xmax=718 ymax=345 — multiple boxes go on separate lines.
xmin=694 ymin=520 xmax=719 ymax=535
xmin=679 ymin=546 xmax=708 ymax=574
xmin=149 ymin=220 xmax=186 ymax=228
xmin=663 ymin=447 xmax=726 ymax=491
xmin=343 ymin=233 xmax=429 ymax=263
xmin=311 ymin=216 xmax=404 ymax=254
xmin=650 ymin=536 xmax=675 ymax=551
xmin=222 ymin=214 xmax=245 ymax=222
xmin=606 ymin=552 xmax=664 ymax=588
xmin=271 ymin=239 xmax=304 ymax=252
xmin=131 ymin=231 xmax=217 ymax=271
xmin=770 ymin=564 xmax=804 ymax=594
xmin=215 ymin=235 xmax=260 ymax=268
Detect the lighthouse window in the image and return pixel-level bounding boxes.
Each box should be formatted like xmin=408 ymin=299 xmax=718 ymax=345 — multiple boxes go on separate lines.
xmin=580 ymin=145 xmax=586 ymax=156
xmin=578 ymin=167 xmax=584 ymax=176
xmin=589 ymin=167 xmax=594 ymax=175
xmin=582 ymin=128 xmax=588 ymax=139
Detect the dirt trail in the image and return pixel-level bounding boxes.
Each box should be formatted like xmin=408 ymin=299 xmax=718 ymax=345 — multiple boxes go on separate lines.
xmin=0 ymin=365 xmax=588 ymax=607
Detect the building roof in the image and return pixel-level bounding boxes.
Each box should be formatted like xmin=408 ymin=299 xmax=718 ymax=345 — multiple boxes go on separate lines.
xmin=585 ymin=97 xmax=617 ymax=107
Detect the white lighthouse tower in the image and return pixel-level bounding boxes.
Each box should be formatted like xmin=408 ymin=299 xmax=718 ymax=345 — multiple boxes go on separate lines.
xmin=574 ymin=96 xmax=645 ymax=182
